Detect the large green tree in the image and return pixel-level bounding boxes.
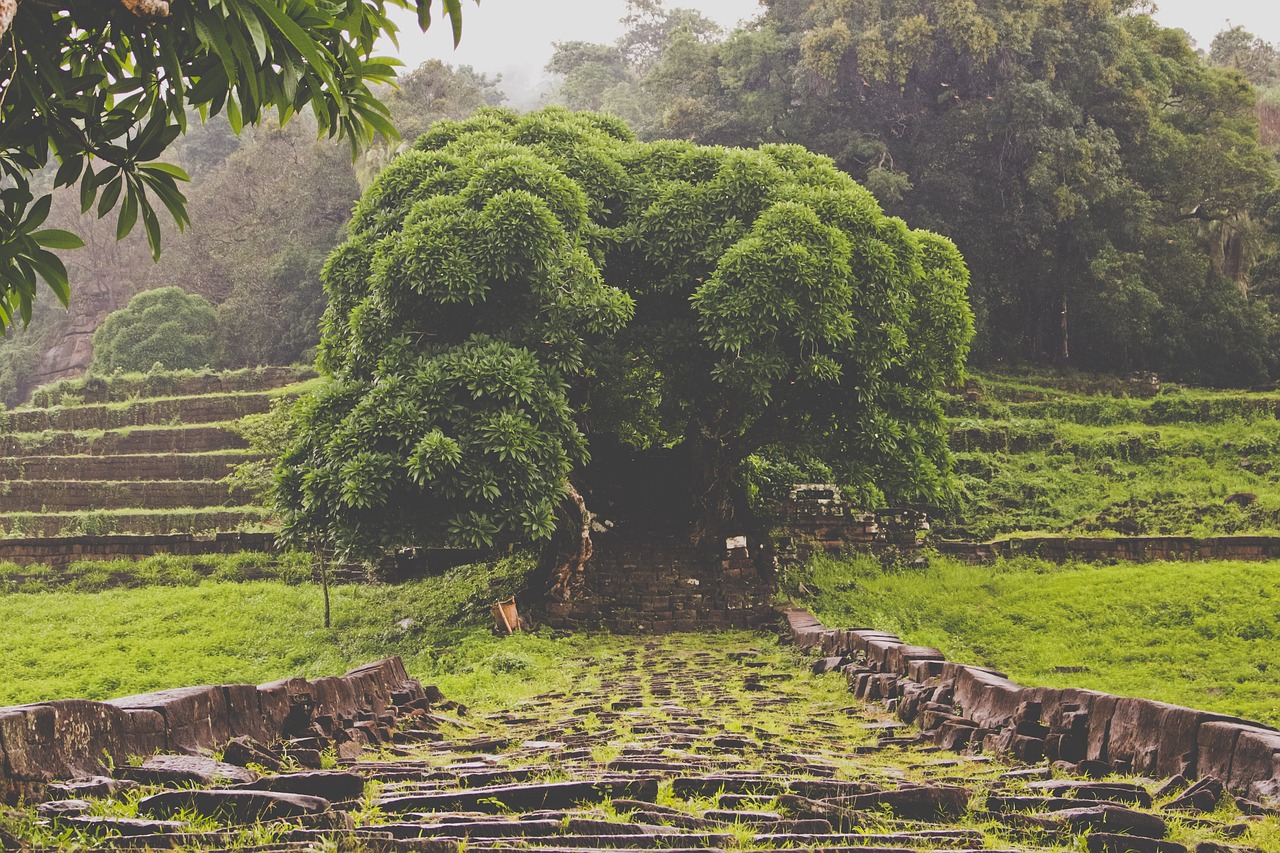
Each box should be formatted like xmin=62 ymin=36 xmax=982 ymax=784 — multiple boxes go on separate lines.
xmin=560 ymin=0 xmax=1280 ymax=385
xmin=277 ymin=108 xmax=973 ymax=597
xmin=0 ymin=0 xmax=471 ymax=330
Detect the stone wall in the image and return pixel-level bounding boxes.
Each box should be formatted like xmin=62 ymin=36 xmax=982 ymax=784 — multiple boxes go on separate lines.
xmin=30 ymin=366 xmax=314 ymax=407
xmin=0 ymin=452 xmax=251 ymax=481
xmin=0 ymin=510 xmax=263 ymax=539
xmin=782 ymin=607 xmax=1280 ymax=802
xmin=0 ymin=480 xmax=249 ymax=513
xmin=0 ymin=657 xmax=424 ymax=804
xmin=542 ymin=531 xmax=774 ymax=632
xmin=938 ymin=535 xmax=1280 ymax=564
xmin=7 ymin=393 xmax=273 ymax=433
xmin=0 ymin=532 xmax=274 ymax=567
xmin=0 ymin=426 xmax=247 ymax=457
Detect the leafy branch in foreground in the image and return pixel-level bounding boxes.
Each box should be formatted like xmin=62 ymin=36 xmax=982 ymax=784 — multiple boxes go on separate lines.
xmin=0 ymin=0 xmax=474 ymax=330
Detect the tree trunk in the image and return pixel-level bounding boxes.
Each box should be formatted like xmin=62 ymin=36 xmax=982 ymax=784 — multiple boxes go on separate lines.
xmin=544 ymin=481 xmax=594 ymax=602
xmin=1057 ymin=293 xmax=1070 ymax=369
xmin=687 ymin=424 xmax=762 ymax=551
xmin=0 ymin=0 xmax=15 ymax=42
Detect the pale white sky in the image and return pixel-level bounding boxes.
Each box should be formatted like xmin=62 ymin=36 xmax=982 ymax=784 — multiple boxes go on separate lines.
xmin=382 ymin=0 xmax=1280 ymax=82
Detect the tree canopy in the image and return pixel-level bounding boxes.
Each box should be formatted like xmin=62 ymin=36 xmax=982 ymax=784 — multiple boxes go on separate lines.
xmin=0 ymin=0 xmax=470 ymax=331
xmin=277 ymin=108 xmax=973 ymax=590
xmin=547 ymin=0 xmax=1280 ymax=386
xmin=90 ymin=286 xmax=218 ymax=373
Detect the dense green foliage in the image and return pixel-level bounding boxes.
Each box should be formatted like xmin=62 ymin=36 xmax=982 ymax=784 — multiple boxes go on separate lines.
xmin=279 ymin=107 xmax=973 ymax=558
xmin=0 ymin=0 xmax=473 ymax=330
xmin=788 ymin=553 xmax=1280 ymax=727
xmin=548 ymin=1 xmax=1280 ymax=385
xmin=89 ymin=287 xmax=219 ymax=374
xmin=943 ymin=372 xmax=1280 ymax=539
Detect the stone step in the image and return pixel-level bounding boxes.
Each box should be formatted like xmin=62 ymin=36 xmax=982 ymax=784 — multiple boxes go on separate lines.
xmin=455 ymin=833 xmax=737 ymax=848
xmin=29 ymin=366 xmax=316 ymax=407
xmin=379 ymin=779 xmax=662 ymax=813
xmin=0 ymin=424 xmax=248 ymax=457
xmin=0 ymin=452 xmax=258 ymax=482
xmin=0 ymin=507 xmax=269 ymax=538
xmin=0 ymin=532 xmax=274 ymax=567
xmin=7 ymin=392 xmax=276 ymax=432
xmin=0 ymin=479 xmax=249 ymax=512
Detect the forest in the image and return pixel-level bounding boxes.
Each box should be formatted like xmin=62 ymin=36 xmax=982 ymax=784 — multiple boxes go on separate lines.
xmin=1 ymin=0 xmax=1278 ymax=407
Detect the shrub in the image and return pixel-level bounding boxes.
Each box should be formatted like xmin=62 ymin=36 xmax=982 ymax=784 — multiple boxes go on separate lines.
xmin=90 ymin=287 xmax=219 ymax=374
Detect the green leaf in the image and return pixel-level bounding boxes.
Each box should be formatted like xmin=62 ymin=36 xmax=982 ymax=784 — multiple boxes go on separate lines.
xmin=243 ymin=0 xmax=339 ymax=91
xmin=97 ymin=176 xmax=124 ymax=218
xmin=140 ymin=162 xmax=192 ymax=182
xmin=445 ymin=0 xmax=464 ymax=46
xmin=31 ymin=230 xmax=86 ymax=250
xmin=23 ymin=195 xmax=53 ymax=233
xmin=26 ymin=250 xmax=72 ymax=306
xmin=117 ymin=190 xmax=139 ymax=240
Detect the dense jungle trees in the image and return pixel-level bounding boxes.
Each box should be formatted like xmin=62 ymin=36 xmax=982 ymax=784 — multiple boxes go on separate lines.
xmin=547 ymin=0 xmax=1280 ymax=385
xmin=277 ymin=108 xmax=974 ymax=594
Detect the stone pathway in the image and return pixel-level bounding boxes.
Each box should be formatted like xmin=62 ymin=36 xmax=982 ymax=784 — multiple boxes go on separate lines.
xmin=8 ymin=635 xmax=1273 ymax=851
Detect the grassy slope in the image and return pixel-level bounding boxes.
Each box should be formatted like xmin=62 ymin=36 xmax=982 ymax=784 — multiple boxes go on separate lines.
xmin=0 ymin=553 xmax=591 ymax=708
xmin=944 ymin=371 xmax=1280 ymax=539
xmin=789 ymin=553 xmax=1280 ymax=726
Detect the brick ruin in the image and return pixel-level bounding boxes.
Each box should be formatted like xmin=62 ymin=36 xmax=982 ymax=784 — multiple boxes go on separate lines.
xmin=540 ymin=530 xmax=775 ymax=632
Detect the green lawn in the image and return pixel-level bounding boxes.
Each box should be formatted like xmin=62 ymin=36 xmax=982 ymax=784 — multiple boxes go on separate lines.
xmin=0 ymin=552 xmax=604 ymax=708
xmin=788 ymin=553 xmax=1280 ymax=726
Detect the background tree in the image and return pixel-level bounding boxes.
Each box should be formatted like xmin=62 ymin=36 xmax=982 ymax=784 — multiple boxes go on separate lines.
xmin=277 ymin=108 xmax=973 ymax=598
xmin=1209 ymin=27 xmax=1280 ymax=88
xmin=558 ymin=0 xmax=1280 ymax=386
xmin=0 ymin=0 xmax=472 ymax=329
xmin=0 ymin=59 xmax=503 ymax=405
xmin=90 ymin=286 xmax=219 ymax=373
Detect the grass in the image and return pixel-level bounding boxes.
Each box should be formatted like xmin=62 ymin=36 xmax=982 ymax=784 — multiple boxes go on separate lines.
xmin=0 ymin=551 xmax=582 ymax=706
xmin=941 ymin=371 xmax=1280 ymax=539
xmin=787 ymin=551 xmax=1280 ymax=726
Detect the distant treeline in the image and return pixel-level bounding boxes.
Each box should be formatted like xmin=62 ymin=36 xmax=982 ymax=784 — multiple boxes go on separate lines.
xmin=3 ymin=0 xmax=1278 ymax=405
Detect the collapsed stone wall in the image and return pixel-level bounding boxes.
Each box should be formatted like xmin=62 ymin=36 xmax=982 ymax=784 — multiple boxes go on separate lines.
xmin=542 ymin=531 xmax=774 ymax=633
xmin=0 ymin=657 xmax=425 ymax=804
xmin=782 ymin=607 xmax=1280 ymax=802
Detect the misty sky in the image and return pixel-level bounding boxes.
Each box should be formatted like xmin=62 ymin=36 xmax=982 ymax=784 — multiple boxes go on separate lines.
xmin=383 ymin=0 xmax=1280 ymax=82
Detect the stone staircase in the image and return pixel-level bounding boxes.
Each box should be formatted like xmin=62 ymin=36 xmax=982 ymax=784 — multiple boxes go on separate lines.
xmin=0 ymin=366 xmax=313 ymax=548
xmin=10 ymin=635 xmax=1272 ymax=851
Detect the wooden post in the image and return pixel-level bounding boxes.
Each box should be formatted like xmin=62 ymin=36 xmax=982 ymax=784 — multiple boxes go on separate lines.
xmin=318 ymin=548 xmax=331 ymax=629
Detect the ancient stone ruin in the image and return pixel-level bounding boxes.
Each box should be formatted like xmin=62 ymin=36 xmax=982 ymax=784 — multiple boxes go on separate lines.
xmin=4 ymin=635 xmax=1278 ymax=852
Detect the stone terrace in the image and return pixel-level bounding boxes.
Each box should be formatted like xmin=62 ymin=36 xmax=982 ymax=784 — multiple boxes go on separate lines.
xmin=0 ymin=367 xmax=312 ymax=542
xmin=5 ymin=634 xmax=1275 ymax=851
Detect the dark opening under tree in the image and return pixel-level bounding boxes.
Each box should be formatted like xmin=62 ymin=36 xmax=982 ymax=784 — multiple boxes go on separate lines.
xmin=277 ymin=108 xmax=974 ymax=598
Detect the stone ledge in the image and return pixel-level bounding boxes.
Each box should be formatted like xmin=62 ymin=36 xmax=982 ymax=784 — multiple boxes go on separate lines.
xmin=0 ymin=657 xmax=423 ymax=804
xmin=938 ymin=535 xmax=1280 ymax=564
xmin=0 ymin=533 xmax=275 ymax=567
xmin=780 ymin=605 xmax=1280 ymax=802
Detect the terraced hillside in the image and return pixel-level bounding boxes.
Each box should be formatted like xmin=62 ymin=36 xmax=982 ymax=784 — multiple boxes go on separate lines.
xmin=0 ymin=367 xmax=314 ymax=539
xmin=4 ymin=634 xmax=1276 ymax=852
xmin=943 ymin=373 xmax=1280 ymax=540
